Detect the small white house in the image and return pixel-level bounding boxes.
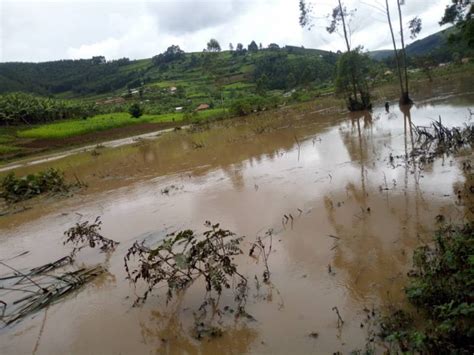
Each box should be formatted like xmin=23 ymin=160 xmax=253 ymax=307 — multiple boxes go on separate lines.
xmin=175 ymin=107 xmax=183 ymax=112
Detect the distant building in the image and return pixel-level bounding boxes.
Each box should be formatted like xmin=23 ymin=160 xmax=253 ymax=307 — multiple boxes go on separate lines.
xmin=195 ymin=103 xmax=210 ymax=111
xmin=169 ymin=86 xmax=177 ymax=94
xmin=384 ymin=70 xmax=393 ymax=76
xmin=175 ymin=107 xmax=183 ymax=112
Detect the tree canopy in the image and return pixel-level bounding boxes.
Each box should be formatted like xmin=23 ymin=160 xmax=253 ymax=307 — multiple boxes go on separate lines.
xmin=207 ymin=39 xmax=221 ymax=52
xmin=152 ymin=45 xmax=185 ymax=66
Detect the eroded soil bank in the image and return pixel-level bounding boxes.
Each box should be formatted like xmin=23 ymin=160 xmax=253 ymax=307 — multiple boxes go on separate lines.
xmin=0 ymin=82 xmax=473 ymax=354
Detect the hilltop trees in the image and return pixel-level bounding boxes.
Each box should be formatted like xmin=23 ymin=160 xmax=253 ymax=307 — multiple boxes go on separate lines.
xmin=152 ymin=45 xmax=185 ymax=67
xmin=248 ymin=40 xmax=259 ymax=53
xmin=207 ymin=39 xmax=221 ymax=52
xmin=268 ymin=43 xmax=280 ymax=51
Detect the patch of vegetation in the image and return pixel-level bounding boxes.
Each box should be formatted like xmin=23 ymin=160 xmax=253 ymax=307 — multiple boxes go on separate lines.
xmin=17 ymin=112 xmax=183 ymax=139
xmin=0 ymin=168 xmax=73 ymax=202
xmin=124 ymin=221 xmax=248 ymax=311
xmin=0 ymin=145 xmax=20 ymax=155
xmin=64 ymin=217 xmax=119 ymax=257
xmin=380 ymin=223 xmax=474 ymax=353
xmin=0 ymin=92 xmax=96 ymax=125
xmin=128 ymin=103 xmax=143 ymax=118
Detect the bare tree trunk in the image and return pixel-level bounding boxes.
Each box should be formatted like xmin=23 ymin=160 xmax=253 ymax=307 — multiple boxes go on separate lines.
xmin=397 ymin=0 xmax=412 ymax=104
xmin=385 ymin=0 xmax=404 ymax=98
xmin=338 ymin=0 xmax=358 ymax=105
xmin=338 ymin=0 xmax=351 ymax=53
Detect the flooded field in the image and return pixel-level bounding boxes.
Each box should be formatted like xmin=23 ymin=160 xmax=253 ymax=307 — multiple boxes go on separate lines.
xmin=1 ymin=85 xmax=473 ymax=354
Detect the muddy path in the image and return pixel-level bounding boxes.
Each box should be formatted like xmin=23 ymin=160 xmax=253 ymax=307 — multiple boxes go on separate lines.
xmin=0 ymin=86 xmax=473 ymax=354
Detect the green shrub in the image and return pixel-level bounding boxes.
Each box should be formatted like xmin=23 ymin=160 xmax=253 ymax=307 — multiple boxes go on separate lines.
xmin=380 ymin=224 xmax=474 ymax=353
xmin=128 ymin=103 xmax=143 ymax=118
xmin=0 ymin=168 xmax=71 ymax=202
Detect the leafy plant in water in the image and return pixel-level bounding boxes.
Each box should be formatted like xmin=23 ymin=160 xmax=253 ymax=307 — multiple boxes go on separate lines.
xmin=249 ymin=229 xmax=273 ymax=283
xmin=380 ymin=223 xmax=474 ymax=353
xmin=124 ymin=221 xmax=248 ymax=314
xmin=0 ymin=168 xmax=73 ymax=203
xmin=64 ymin=216 xmax=119 ymax=257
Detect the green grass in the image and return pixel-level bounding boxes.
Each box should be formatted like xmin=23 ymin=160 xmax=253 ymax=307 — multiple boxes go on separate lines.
xmin=0 ymin=135 xmax=14 ymax=144
xmin=0 ymin=144 xmax=20 ymax=154
xmin=16 ymin=109 xmax=227 ymax=140
xmin=18 ymin=112 xmax=185 ymax=139
xmin=223 ymin=82 xmax=255 ymax=90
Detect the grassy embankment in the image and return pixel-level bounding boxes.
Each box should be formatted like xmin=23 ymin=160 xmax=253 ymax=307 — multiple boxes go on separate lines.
xmin=17 ymin=109 xmax=224 ymax=139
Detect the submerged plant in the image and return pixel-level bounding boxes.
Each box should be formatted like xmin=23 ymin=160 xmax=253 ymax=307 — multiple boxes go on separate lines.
xmin=124 ymin=221 xmax=248 ymax=314
xmin=0 ymin=168 xmax=75 ymax=203
xmin=64 ymin=216 xmax=119 ymax=257
xmin=0 ymin=218 xmax=119 ymax=327
xmin=411 ymin=119 xmax=474 ymax=163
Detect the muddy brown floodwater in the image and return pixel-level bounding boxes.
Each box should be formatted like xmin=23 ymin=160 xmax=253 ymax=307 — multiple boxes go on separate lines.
xmin=0 ymin=84 xmax=473 ymax=354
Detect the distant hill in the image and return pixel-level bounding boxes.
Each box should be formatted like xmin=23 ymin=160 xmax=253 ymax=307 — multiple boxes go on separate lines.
xmin=0 ymin=47 xmax=339 ymax=99
xmin=368 ymin=27 xmax=459 ymax=60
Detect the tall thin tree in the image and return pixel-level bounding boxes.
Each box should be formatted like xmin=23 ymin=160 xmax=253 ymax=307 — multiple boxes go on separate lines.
xmin=385 ymin=0 xmax=404 ymax=100
xmin=396 ymin=0 xmax=412 ymax=104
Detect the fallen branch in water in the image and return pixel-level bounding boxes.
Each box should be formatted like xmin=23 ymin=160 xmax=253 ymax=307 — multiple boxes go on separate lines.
xmin=0 ymin=217 xmax=118 ymax=327
xmin=410 ymin=117 xmax=474 ymax=163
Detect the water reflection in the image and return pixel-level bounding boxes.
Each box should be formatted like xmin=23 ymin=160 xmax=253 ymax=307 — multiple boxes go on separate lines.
xmin=140 ymin=309 xmax=258 ymax=354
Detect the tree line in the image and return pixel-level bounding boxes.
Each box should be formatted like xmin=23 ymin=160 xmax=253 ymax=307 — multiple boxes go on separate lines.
xmin=0 ymin=93 xmax=96 ymax=125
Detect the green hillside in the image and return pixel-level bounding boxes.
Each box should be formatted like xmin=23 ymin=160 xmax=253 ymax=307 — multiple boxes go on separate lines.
xmin=0 ymin=46 xmax=337 ymax=101
xmin=369 ymin=26 xmax=472 ymax=61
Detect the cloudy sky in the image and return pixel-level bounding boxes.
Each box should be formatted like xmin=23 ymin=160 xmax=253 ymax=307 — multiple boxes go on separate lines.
xmin=0 ymin=0 xmax=451 ymax=63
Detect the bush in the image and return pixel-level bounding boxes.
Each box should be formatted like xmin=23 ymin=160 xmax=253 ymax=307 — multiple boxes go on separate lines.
xmin=128 ymin=103 xmax=143 ymax=118
xmin=380 ymin=224 xmax=474 ymax=353
xmin=0 ymin=168 xmax=71 ymax=202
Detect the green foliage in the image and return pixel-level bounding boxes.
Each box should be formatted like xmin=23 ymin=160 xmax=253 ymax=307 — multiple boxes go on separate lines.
xmin=335 ymin=48 xmax=372 ymax=111
xmin=17 ymin=112 xmax=183 ymax=139
xmin=0 ymin=168 xmax=70 ymax=202
xmin=206 ymin=39 xmax=221 ymax=52
xmin=380 ymin=224 xmax=474 ymax=353
xmin=254 ymin=52 xmax=336 ymax=90
xmin=0 ymin=57 xmax=143 ymax=96
xmin=152 ymin=45 xmax=185 ymax=67
xmin=248 ymin=40 xmax=259 ymax=53
xmin=128 ymin=103 xmax=143 ymax=118
xmin=0 ymin=93 xmax=96 ymax=125
xmin=124 ymin=221 xmax=248 ymax=311
xmin=64 ymin=217 xmax=119 ymax=257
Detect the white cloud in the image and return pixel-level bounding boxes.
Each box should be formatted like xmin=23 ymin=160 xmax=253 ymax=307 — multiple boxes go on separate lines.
xmin=0 ymin=0 xmax=452 ymax=62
